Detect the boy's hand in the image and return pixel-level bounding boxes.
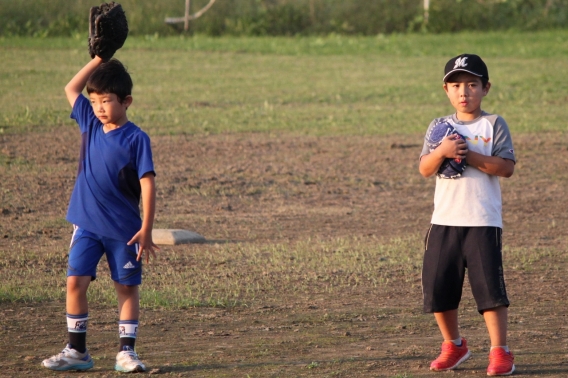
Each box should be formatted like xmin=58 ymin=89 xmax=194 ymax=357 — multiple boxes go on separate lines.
xmin=128 ymin=229 xmax=160 ymax=263
xmin=436 ymin=134 xmax=468 ymax=161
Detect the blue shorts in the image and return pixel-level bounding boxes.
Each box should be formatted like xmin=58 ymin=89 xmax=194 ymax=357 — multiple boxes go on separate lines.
xmin=67 ymin=226 xmax=142 ymax=286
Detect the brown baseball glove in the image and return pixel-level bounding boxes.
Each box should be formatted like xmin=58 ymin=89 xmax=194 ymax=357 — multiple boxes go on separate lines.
xmin=88 ymin=2 xmax=128 ymax=61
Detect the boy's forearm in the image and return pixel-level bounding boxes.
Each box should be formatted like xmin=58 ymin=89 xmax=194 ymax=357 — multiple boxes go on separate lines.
xmin=419 ymin=151 xmax=445 ymax=178
xmin=141 ymin=205 xmax=155 ymax=232
xmin=140 ymin=175 xmax=156 ymax=232
xmin=65 ymin=56 xmax=104 ymax=108
xmin=466 ymin=151 xmax=515 ymax=177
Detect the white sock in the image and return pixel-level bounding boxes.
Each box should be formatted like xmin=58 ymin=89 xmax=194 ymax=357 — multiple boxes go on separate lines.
xmin=67 ymin=313 xmax=88 ymax=333
xmin=450 ymin=337 xmax=462 ymax=346
xmin=118 ymin=320 xmax=139 ymax=338
xmin=491 ymin=345 xmax=510 ymax=352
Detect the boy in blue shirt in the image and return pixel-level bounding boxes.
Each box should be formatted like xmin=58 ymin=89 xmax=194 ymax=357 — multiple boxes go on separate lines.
xmin=42 ymin=56 xmax=158 ymax=373
xmin=419 ymin=54 xmax=516 ymax=376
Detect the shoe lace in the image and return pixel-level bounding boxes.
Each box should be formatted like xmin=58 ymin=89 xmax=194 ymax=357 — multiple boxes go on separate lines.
xmin=49 ymin=346 xmax=74 ymax=361
xmin=121 ymin=349 xmax=140 ymax=361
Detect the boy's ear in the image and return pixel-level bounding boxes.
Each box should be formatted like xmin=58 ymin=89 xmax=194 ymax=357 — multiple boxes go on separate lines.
xmin=123 ymin=95 xmax=133 ymax=109
xmin=483 ymin=82 xmax=491 ymax=96
xmin=443 ymin=83 xmax=453 ymax=99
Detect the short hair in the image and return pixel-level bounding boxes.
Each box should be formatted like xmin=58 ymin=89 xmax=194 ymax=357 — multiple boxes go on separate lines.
xmin=86 ymin=59 xmax=133 ymax=102
xmin=445 ymin=72 xmax=489 ymax=89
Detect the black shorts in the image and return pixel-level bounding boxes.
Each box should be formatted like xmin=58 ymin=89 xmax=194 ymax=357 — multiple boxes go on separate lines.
xmin=422 ymin=224 xmax=509 ymax=314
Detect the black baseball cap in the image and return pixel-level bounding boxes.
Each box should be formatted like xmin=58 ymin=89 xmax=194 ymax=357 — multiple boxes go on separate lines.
xmin=443 ymin=54 xmax=489 ymax=82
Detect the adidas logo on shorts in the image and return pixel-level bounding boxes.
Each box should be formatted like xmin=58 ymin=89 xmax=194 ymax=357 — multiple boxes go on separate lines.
xmin=123 ymin=261 xmax=136 ymax=269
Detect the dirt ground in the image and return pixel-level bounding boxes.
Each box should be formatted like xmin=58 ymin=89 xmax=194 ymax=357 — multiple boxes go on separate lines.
xmin=1 ymin=127 xmax=568 ymax=377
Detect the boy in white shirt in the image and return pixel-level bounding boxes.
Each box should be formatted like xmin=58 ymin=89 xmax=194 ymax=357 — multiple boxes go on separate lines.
xmin=419 ymin=54 xmax=516 ymax=376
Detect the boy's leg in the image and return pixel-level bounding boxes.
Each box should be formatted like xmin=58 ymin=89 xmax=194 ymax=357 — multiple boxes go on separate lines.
xmin=66 ymin=276 xmax=90 ymax=314
xmin=65 ymin=229 xmax=103 ymax=354
xmin=114 ymin=282 xmax=145 ymax=372
xmin=115 ymin=282 xmax=140 ymax=350
xmin=430 ymin=309 xmax=471 ymax=371
xmin=484 ymin=306 xmax=514 ymax=376
xmin=483 ymin=305 xmax=508 ymax=347
xmin=434 ymin=309 xmax=460 ymax=341
xmin=43 ymin=227 xmax=101 ymax=371
xmin=103 ymin=236 xmax=145 ymax=372
xmin=66 ymin=276 xmax=91 ymax=353
xmin=423 ymin=225 xmax=471 ymax=371
xmin=105 ymin=237 xmax=142 ymax=351
xmin=464 ymin=227 xmax=514 ymax=376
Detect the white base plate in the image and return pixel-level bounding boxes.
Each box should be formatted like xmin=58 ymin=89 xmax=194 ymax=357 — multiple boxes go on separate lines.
xmin=152 ymin=229 xmax=206 ymax=245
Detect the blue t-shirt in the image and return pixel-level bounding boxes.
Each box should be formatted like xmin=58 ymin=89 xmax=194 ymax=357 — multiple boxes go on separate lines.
xmin=66 ymin=94 xmax=155 ymax=242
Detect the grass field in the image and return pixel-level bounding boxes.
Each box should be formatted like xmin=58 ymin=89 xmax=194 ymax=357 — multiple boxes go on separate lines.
xmin=2 ymin=32 xmax=568 ymax=377
xmin=2 ymin=31 xmax=568 ymax=136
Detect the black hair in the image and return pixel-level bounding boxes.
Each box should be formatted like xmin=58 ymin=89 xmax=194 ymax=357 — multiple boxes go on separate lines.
xmin=445 ymin=72 xmax=489 ymax=89
xmin=86 ymin=59 xmax=133 ymax=102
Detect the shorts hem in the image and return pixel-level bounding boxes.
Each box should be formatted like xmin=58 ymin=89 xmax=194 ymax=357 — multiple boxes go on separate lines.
xmin=66 ymin=272 xmax=96 ymax=281
xmin=477 ymin=301 xmax=510 ymax=314
xmin=113 ymin=279 xmax=142 ymax=286
xmin=423 ymin=305 xmax=460 ymax=314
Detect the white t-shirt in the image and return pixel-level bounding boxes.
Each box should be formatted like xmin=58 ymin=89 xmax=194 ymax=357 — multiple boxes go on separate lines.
xmin=420 ymin=112 xmax=516 ymax=228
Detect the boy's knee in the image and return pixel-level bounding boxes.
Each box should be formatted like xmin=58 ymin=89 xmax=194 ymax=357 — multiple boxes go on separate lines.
xmin=114 ymin=282 xmax=139 ymax=294
xmin=67 ymin=276 xmax=91 ymax=292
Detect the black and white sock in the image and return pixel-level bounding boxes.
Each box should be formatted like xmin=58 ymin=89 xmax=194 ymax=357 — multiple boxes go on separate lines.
xmin=118 ymin=320 xmax=139 ymax=351
xmin=67 ymin=313 xmax=88 ymax=353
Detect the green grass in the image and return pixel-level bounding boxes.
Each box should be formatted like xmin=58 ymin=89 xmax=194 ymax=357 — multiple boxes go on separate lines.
xmin=0 ymin=233 xmax=557 ymax=308
xmin=1 ymin=31 xmax=568 ymax=136
xmin=0 ymin=235 xmax=424 ymax=307
xmin=3 ymin=30 xmax=568 ymax=57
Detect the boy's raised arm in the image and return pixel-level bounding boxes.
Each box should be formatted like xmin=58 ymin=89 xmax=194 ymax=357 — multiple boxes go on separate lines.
xmin=64 ymin=56 xmax=104 ymax=108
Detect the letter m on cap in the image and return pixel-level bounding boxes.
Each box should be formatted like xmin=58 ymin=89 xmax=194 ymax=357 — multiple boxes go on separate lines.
xmin=454 ymin=57 xmax=468 ymax=69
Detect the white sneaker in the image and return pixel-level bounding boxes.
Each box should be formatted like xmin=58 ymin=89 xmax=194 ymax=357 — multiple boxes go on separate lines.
xmin=115 ymin=346 xmax=146 ymax=373
xmin=41 ymin=344 xmax=94 ymax=371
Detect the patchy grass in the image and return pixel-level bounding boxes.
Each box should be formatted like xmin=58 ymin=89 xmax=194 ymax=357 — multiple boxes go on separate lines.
xmin=0 ymin=231 xmax=562 ymax=309
xmin=0 ymin=235 xmax=423 ymax=307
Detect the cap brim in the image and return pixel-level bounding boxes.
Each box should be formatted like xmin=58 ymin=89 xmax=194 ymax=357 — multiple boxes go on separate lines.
xmin=443 ymin=69 xmax=484 ymax=82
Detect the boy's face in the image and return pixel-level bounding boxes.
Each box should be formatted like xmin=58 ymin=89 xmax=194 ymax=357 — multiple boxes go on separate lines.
xmin=443 ymin=72 xmax=490 ymax=121
xmin=89 ymin=92 xmax=132 ymax=127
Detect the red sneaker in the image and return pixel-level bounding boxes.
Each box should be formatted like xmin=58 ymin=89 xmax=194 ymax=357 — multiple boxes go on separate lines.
xmin=430 ymin=338 xmax=471 ymax=371
xmin=487 ymin=347 xmax=515 ymax=376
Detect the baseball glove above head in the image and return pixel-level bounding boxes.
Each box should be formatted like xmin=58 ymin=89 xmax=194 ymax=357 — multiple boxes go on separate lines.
xmin=426 ymin=120 xmax=467 ymax=179
xmin=88 ymin=2 xmax=128 ymax=61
